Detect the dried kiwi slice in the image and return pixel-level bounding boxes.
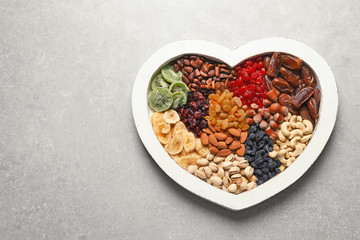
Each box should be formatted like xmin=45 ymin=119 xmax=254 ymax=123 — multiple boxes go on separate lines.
xmin=169 ymin=81 xmax=189 ymax=94
xmin=148 ymin=88 xmax=173 ymax=112
xmin=161 ymin=64 xmax=182 ymax=83
xmin=151 ymin=74 xmax=169 ymax=91
xmin=171 ymin=92 xmax=187 ymax=109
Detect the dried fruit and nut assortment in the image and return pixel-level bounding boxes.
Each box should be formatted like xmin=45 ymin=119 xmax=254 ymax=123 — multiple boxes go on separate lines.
xmin=148 ymin=53 xmax=321 ymax=194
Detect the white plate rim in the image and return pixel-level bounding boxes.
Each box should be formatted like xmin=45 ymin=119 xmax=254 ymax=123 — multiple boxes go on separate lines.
xmin=132 ymin=37 xmax=338 ymax=211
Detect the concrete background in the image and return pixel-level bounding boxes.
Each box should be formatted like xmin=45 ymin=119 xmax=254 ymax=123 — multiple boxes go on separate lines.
xmin=0 ymin=0 xmax=359 ymax=239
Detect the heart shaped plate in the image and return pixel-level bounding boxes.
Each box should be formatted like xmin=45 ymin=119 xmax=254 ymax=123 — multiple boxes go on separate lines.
xmin=132 ymin=37 xmax=338 ymax=210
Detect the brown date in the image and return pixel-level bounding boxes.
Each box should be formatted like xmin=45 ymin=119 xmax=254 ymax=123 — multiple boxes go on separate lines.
xmin=278 ymin=93 xmax=292 ymax=105
xmin=272 ymin=77 xmax=294 ymax=94
xmin=267 ymin=52 xmax=281 ymax=77
xmin=301 ymin=66 xmax=316 ymax=87
xmin=299 ymin=105 xmax=315 ymax=126
xmin=291 ymin=87 xmax=314 ymax=108
xmin=279 ymin=67 xmax=300 ymax=87
xmin=264 ymin=75 xmax=273 ymax=91
xmin=263 ymin=56 xmax=271 ymax=70
xmin=313 ymin=88 xmax=321 ymax=105
xmin=281 ymin=54 xmax=302 ymax=70
xmin=294 ymin=87 xmax=301 ymax=95
xmin=307 ymin=97 xmax=319 ymax=119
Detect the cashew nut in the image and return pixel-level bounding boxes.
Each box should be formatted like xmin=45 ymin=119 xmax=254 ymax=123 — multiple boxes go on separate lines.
xmin=284 ymin=159 xmax=292 ymax=167
xmin=296 ymin=115 xmax=303 ymax=122
xmin=285 ymin=151 xmax=291 ymax=159
xmin=277 ymin=149 xmax=287 ymax=163
xmin=295 ymin=122 xmax=305 ymax=130
xmin=299 ymin=143 xmax=307 ymax=150
xmin=281 ymin=122 xmax=291 ymax=137
xmin=279 ymin=165 xmax=286 ymax=172
xmin=274 ymin=144 xmax=280 ymax=152
xmin=288 ymin=157 xmax=296 ymax=162
xmin=290 ymin=136 xmax=301 ymax=148
xmin=303 ymin=120 xmax=313 ymax=134
xmin=290 ymin=115 xmax=297 ymax=128
xmin=289 ymin=129 xmax=304 ymax=139
xmin=276 ymin=140 xmax=288 ymax=149
xmin=301 ymin=134 xmax=313 ymax=143
xmin=268 ymin=150 xmax=278 ymax=158
xmin=289 ymin=145 xmax=303 ymax=157
xmin=278 ymin=130 xmax=286 ymax=142
xmin=285 ymin=113 xmax=292 ymax=121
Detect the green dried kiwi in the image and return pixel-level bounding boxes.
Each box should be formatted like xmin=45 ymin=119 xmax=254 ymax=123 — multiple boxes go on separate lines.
xmin=151 ymin=74 xmax=169 ymax=91
xmin=161 ymin=64 xmax=182 ymax=83
xmin=171 ymin=92 xmax=187 ymax=109
xmin=148 ymin=87 xmax=173 ymax=112
xmin=169 ymin=81 xmax=189 ymax=94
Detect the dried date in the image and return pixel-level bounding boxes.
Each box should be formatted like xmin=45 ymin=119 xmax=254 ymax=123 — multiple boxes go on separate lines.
xmin=264 ymin=75 xmax=273 ymax=91
xmin=301 ymin=66 xmax=316 ymax=88
xmin=281 ymin=54 xmax=302 ymax=70
xmin=313 ymin=88 xmax=321 ymax=105
xmin=291 ymin=87 xmax=314 ymax=108
xmin=263 ymin=56 xmax=271 ymax=70
xmin=299 ymin=105 xmax=314 ymax=126
xmin=279 ymin=67 xmax=300 ymax=87
xmin=272 ymin=77 xmax=294 ymax=94
xmin=267 ymin=52 xmax=281 ymax=77
xmin=307 ymin=97 xmax=319 ymax=119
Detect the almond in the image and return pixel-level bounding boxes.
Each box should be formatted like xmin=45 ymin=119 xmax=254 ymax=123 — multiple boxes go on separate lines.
xmin=200 ymin=133 xmax=209 ymax=145
xmin=225 ymin=136 xmax=233 ymax=145
xmin=209 ymin=146 xmax=219 ymax=155
xmin=240 ymin=131 xmax=248 ymax=143
xmin=202 ymin=128 xmax=213 ymax=135
xmin=214 ymin=133 xmax=227 ymax=141
xmin=217 ymin=149 xmax=232 ymax=157
xmin=208 ymin=134 xmax=218 ymax=146
xmin=208 ymin=121 xmax=216 ymax=132
xmin=217 ymin=141 xmax=227 ymax=149
xmin=228 ymin=141 xmax=241 ymax=150
xmin=228 ymin=128 xmax=241 ymax=137
xmin=236 ymin=144 xmax=246 ymax=156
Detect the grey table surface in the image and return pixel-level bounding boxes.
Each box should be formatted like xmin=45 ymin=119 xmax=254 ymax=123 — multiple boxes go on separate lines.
xmin=0 ymin=0 xmax=359 ymax=239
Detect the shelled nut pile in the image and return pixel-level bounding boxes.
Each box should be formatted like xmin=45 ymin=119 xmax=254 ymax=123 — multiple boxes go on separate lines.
xmin=172 ymin=55 xmax=236 ymax=91
xmin=187 ymin=152 xmax=256 ymax=194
